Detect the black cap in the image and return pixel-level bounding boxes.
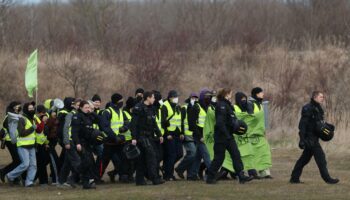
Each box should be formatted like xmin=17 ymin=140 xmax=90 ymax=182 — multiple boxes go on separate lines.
xmin=111 ymin=93 xmax=123 ymax=104
xmin=251 ymin=87 xmax=263 ymax=97
xmin=36 ymin=105 xmax=47 ymax=114
xmin=92 ymin=94 xmax=101 ymax=102
xmin=135 ymin=88 xmax=144 ymax=95
xmin=168 ymin=90 xmax=178 ymax=98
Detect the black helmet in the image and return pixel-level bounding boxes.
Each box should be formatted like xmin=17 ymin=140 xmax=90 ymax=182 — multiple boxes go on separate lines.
xmin=316 ymin=122 xmax=335 ymax=142
xmin=234 ymin=120 xmax=248 ymax=135
xmin=123 ymin=144 xmax=140 ymax=160
xmin=91 ymin=129 xmax=107 ymax=145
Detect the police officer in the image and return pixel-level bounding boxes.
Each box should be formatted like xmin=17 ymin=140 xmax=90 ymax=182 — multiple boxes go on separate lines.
xmin=71 ymin=100 xmax=98 ymax=189
xmin=130 ymin=91 xmax=165 ymax=186
xmin=206 ymin=88 xmax=253 ymax=184
xmin=290 ymin=91 xmax=339 ymax=184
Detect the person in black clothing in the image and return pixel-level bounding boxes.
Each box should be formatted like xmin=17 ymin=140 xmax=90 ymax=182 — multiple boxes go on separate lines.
xmin=100 ymin=93 xmax=130 ymax=181
xmin=152 ymin=90 xmax=165 ymax=178
xmin=135 ymin=88 xmax=144 ymax=104
xmin=71 ymin=100 xmax=97 ymax=189
xmin=290 ymin=91 xmax=339 ymax=184
xmin=0 ymin=101 xmax=23 ymax=183
xmin=206 ymin=88 xmax=253 ymax=184
xmin=57 ymin=97 xmax=75 ymax=166
xmin=130 ymin=91 xmax=165 ymax=186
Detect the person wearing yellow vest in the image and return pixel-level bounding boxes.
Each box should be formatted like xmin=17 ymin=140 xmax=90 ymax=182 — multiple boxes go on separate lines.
xmin=187 ymin=89 xmax=212 ymax=180
xmin=161 ymin=90 xmax=184 ymax=181
xmin=175 ymin=93 xmax=198 ymax=180
xmin=58 ymin=98 xmax=82 ymax=188
xmin=6 ymin=102 xmax=38 ymax=187
xmin=100 ymin=93 xmax=130 ymax=182
xmin=249 ymin=87 xmax=273 ymax=179
xmin=0 ymin=101 xmax=23 ymax=183
xmin=34 ymin=105 xmax=52 ymax=186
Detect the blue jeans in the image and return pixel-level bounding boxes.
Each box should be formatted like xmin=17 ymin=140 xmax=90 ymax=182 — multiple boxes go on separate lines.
xmin=176 ymin=142 xmax=196 ymax=173
xmin=188 ymin=142 xmax=211 ymax=178
xmin=7 ymin=147 xmax=37 ymax=186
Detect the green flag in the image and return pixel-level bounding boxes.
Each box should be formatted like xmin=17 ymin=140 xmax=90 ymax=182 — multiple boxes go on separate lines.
xmin=25 ymin=49 xmax=38 ymax=98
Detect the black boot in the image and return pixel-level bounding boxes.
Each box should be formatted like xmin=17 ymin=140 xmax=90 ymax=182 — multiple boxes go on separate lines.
xmin=152 ymin=178 xmax=165 ymax=185
xmin=238 ymin=172 xmax=253 ymax=184
xmin=325 ymin=178 xmax=339 ymax=184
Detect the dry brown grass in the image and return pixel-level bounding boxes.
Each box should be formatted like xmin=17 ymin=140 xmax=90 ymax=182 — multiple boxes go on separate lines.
xmin=0 ymin=148 xmax=349 ymax=200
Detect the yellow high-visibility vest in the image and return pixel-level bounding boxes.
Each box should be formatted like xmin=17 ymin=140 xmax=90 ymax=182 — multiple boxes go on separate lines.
xmin=17 ymin=117 xmax=36 ymax=147
xmin=163 ymin=100 xmax=181 ymax=132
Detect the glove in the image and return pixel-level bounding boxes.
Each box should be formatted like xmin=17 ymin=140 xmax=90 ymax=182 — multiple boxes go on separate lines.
xmin=119 ymin=126 xmax=128 ymax=133
xmin=115 ymin=135 xmax=126 ymax=144
xmin=32 ymin=124 xmax=37 ymax=130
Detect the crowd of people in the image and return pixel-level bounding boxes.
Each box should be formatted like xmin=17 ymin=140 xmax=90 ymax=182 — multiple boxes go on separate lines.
xmin=0 ymin=87 xmax=338 ymax=189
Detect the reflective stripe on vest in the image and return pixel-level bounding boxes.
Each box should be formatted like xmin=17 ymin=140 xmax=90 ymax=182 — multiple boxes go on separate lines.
xmin=122 ymin=111 xmax=132 ymax=141
xmin=156 ymin=109 xmax=165 ymax=136
xmin=163 ymin=101 xmax=181 ymax=132
xmin=58 ymin=109 xmax=69 ymax=117
xmin=197 ymin=104 xmax=207 ymax=128
xmin=2 ymin=115 xmax=11 ymax=141
xmin=17 ymin=117 xmax=36 ymax=147
xmin=182 ymin=105 xmax=192 ymax=136
xmin=68 ymin=110 xmax=77 ymax=141
xmin=106 ymin=108 xmax=124 ymax=135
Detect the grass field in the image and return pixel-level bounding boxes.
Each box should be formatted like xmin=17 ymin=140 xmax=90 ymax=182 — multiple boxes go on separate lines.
xmin=0 ymin=147 xmax=349 ymax=200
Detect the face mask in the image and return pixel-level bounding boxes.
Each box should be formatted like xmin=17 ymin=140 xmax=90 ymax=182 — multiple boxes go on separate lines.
xmin=190 ymin=99 xmax=196 ymax=106
xmin=117 ymin=102 xmax=123 ymax=109
xmin=211 ymin=97 xmax=217 ymax=103
xmin=159 ymin=99 xmax=164 ymax=106
xmin=16 ymin=107 xmax=22 ymax=113
xmin=28 ymin=110 xmax=36 ymax=118
xmin=136 ymin=96 xmax=143 ymax=102
xmin=172 ymin=97 xmax=179 ymax=104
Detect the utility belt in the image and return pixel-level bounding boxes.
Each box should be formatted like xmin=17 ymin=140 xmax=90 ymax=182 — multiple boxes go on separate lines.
xmin=139 ymin=131 xmax=154 ymax=137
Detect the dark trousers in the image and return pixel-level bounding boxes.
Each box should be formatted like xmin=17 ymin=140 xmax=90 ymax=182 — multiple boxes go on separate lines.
xmin=36 ymin=145 xmax=50 ymax=184
xmin=80 ymin=145 xmax=96 ymax=187
xmin=58 ymin=142 xmax=81 ymax=184
xmin=48 ymin=143 xmax=60 ymax=183
xmin=101 ymin=144 xmax=123 ymax=178
xmin=163 ymin=136 xmax=183 ymax=179
xmin=136 ymin=137 xmax=158 ymax=184
xmin=208 ymin=139 xmax=243 ymax=178
xmin=291 ymin=144 xmax=331 ymax=181
xmin=92 ymin=144 xmax=104 ymax=180
xmin=152 ymin=140 xmax=163 ymax=178
xmin=1 ymin=141 xmax=21 ymax=175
